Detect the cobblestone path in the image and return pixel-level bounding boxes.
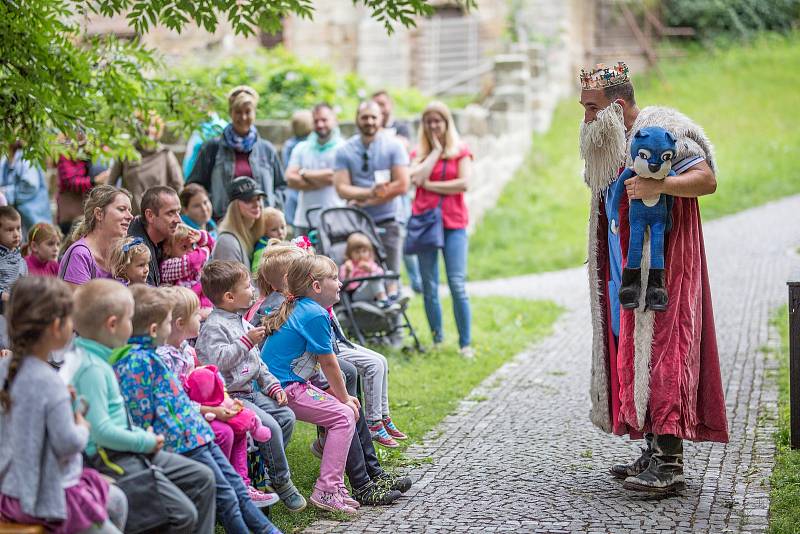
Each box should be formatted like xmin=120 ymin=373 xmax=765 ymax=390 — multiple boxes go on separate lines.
xmin=306 ymin=196 xmax=799 ymax=533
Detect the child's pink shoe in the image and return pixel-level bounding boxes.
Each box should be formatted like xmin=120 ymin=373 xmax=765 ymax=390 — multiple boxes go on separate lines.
xmin=251 ymin=422 xmax=271 ymax=442
xmin=337 ymin=485 xmax=360 ymax=509
xmin=248 ymin=486 xmax=280 ymax=508
xmin=310 ymin=486 xmax=357 ymax=514
xmin=369 ymin=421 xmax=399 ymax=448
xmin=382 ymin=416 xmax=407 ymax=440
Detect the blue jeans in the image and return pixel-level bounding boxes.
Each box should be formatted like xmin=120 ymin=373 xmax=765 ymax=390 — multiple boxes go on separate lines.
xmin=627 ymin=198 xmax=667 ymax=270
xmin=183 ymin=443 xmax=279 ymax=534
xmin=284 ymin=188 xmax=299 ymax=231
xmin=234 ymin=390 xmax=296 ymax=487
xmin=418 ymin=228 xmax=471 ymax=347
xmin=403 ymin=253 xmax=423 ymax=293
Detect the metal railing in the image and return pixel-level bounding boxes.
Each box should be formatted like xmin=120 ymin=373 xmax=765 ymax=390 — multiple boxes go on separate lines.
xmin=788 ymin=267 xmax=800 ymax=448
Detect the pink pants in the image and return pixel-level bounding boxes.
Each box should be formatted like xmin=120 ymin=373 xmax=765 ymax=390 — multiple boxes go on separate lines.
xmin=209 ymin=419 xmax=250 ymax=485
xmin=284 ymin=382 xmax=355 ymax=492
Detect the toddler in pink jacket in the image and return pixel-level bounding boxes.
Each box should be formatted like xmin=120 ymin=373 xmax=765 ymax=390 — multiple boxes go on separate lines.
xmin=160 ymin=224 xmax=215 ymax=312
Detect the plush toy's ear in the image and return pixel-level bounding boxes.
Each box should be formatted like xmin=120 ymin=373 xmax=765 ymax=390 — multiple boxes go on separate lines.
xmin=664 ymin=131 xmax=676 ymax=144
xmin=634 ymin=129 xmax=649 ymax=139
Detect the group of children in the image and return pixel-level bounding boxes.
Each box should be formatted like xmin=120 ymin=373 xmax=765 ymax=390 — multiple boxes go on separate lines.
xmin=0 ymin=207 xmax=414 ymax=531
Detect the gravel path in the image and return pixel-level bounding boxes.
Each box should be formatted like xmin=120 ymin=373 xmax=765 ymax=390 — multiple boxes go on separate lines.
xmin=305 ymin=195 xmax=800 ymax=533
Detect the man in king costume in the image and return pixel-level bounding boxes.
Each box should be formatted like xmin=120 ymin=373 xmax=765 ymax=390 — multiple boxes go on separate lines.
xmin=578 ymin=62 xmax=729 ymax=494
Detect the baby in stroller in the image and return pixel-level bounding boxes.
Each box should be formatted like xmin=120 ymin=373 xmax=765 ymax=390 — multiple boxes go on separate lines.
xmin=339 ymin=233 xmax=406 ymax=312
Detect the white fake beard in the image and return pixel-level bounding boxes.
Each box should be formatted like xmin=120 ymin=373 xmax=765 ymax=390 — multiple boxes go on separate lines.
xmin=579 ymin=102 xmax=627 ymax=194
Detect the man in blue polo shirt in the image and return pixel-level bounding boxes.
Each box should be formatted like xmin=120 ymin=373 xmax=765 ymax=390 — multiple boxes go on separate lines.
xmin=334 ymin=100 xmax=410 ymax=297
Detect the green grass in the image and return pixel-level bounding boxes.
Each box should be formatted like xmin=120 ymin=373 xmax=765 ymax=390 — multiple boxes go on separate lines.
xmin=768 ymin=305 xmax=797 ymax=534
xmin=470 ymin=32 xmax=800 ymax=280
xmin=266 ymin=295 xmax=561 ymax=532
xmin=468 ymin=100 xmax=591 ymax=280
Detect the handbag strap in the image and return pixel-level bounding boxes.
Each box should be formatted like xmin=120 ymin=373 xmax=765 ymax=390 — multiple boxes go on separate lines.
xmin=96 ymin=380 xmax=156 ymax=472
xmin=435 ymin=159 xmax=447 ymax=208
xmin=59 ymin=241 xmax=97 ymax=279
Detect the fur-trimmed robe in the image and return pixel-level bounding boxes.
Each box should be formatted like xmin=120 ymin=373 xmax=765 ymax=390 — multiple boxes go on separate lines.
xmin=587 ymin=106 xmax=729 ymax=442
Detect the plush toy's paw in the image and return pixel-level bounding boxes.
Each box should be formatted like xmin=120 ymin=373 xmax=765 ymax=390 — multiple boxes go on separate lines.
xmin=611 ymin=219 xmax=619 ymax=235
xmin=252 ymin=425 xmax=272 ymax=442
xmin=204 ymin=412 xmax=216 ymax=422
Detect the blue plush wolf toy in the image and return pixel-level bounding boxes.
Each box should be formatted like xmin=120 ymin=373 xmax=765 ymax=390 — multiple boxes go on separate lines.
xmin=609 ymin=126 xmax=676 ymax=312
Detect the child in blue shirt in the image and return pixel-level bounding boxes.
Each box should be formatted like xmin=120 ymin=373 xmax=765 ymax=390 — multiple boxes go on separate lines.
xmin=262 ymin=254 xmax=359 ymax=514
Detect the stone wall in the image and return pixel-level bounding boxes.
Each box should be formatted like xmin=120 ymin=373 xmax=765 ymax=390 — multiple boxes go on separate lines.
xmin=167 ymin=36 xmax=567 ymax=234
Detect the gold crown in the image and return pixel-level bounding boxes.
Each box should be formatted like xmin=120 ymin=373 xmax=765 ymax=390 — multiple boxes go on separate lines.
xmin=579 ymin=62 xmax=630 ymax=90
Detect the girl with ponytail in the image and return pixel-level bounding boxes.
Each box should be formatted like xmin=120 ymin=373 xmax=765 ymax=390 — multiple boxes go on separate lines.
xmin=261 ymin=254 xmax=360 ymax=514
xmin=0 ymin=277 xmax=128 ymax=533
xmin=58 ymin=185 xmax=133 ymax=288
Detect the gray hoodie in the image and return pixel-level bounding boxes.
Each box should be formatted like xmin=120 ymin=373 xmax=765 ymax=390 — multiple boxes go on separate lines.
xmin=195 ymin=308 xmax=282 ymax=396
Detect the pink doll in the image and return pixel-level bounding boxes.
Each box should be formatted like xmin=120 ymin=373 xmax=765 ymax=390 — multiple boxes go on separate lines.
xmin=185 ymin=365 xmax=275 ymax=504
xmin=185 ymin=365 xmax=271 ymax=442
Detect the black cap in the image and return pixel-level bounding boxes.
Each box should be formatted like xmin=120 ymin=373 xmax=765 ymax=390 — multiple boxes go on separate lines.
xmin=227 ymin=176 xmax=265 ymax=202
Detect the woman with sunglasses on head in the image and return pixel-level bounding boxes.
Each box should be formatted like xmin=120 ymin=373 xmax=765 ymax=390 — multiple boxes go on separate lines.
xmin=58 ymin=186 xmax=134 ymax=289
xmin=188 ymin=86 xmax=286 ymax=221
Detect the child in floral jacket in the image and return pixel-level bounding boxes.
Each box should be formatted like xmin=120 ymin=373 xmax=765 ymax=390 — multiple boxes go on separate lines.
xmin=112 ymin=284 xmax=281 ymax=534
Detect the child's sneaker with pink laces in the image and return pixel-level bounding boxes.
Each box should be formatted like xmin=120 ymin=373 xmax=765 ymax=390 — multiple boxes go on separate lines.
xmin=248 ymin=486 xmax=280 ymax=508
xmin=337 ymin=485 xmax=360 ymax=509
xmin=369 ymin=421 xmax=399 ymax=448
xmin=310 ymin=486 xmax=357 ymax=514
xmin=382 ymin=416 xmax=407 ymax=440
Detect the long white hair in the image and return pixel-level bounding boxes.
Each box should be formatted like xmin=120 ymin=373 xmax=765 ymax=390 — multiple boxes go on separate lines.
xmin=579 ymin=102 xmax=627 ymax=193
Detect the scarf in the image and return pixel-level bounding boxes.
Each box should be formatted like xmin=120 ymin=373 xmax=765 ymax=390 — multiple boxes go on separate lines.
xmin=307 ymin=128 xmax=342 ymax=154
xmin=222 ymin=124 xmax=258 ymax=153
xmin=181 ymin=214 xmax=217 ymax=234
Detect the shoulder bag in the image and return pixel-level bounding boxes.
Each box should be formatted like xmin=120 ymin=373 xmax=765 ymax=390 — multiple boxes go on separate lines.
xmin=403 ymin=159 xmax=447 ymax=255
xmin=78 ymin=356 xmax=170 ymax=534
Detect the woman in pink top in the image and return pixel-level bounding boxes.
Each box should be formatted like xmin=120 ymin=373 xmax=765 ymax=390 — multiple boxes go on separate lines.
xmin=410 ymin=101 xmax=474 ymax=357
xmin=58 ymin=185 xmax=134 ymax=288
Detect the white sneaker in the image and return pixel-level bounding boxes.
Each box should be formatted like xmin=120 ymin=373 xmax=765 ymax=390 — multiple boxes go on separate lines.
xmin=459 ymin=346 xmax=476 ymax=359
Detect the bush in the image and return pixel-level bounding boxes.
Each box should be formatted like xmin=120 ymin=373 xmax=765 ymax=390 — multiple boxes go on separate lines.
xmin=663 ymin=0 xmax=800 ymax=41
xmin=180 ymin=47 xmax=358 ymax=119
xmin=178 ymin=47 xmax=450 ymax=121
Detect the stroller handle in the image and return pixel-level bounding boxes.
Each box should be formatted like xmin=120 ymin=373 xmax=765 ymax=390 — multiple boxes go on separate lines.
xmin=341 ymin=273 xmax=400 ymax=285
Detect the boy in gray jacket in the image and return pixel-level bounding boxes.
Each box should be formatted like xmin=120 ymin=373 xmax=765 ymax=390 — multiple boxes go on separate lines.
xmin=196 ymin=260 xmax=306 ymax=512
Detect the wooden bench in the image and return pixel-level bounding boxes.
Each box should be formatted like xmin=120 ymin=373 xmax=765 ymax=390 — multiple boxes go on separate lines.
xmin=0 ymin=523 xmax=45 ymax=533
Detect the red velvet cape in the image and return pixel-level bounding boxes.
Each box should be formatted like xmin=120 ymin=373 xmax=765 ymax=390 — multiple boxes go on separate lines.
xmin=599 ymin=191 xmax=729 ymax=442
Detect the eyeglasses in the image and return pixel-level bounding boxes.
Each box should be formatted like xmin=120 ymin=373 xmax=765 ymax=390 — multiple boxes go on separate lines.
xmin=362 ymin=151 xmax=369 ymax=173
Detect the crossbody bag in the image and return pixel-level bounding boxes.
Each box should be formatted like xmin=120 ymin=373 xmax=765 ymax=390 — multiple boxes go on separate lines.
xmin=403 ymin=159 xmax=447 ymax=254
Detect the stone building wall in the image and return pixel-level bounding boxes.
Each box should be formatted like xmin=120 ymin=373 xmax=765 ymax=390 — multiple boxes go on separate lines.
xmin=80 ymin=13 xmax=262 ymax=66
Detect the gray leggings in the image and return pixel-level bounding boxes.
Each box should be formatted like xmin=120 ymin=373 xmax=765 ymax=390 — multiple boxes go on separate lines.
xmin=352 ymin=279 xmax=387 ymax=303
xmin=337 ymin=343 xmax=390 ymax=422
xmin=78 ymin=483 xmax=128 ymax=534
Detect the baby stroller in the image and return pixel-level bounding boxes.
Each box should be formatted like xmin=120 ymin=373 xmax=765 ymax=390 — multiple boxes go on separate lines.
xmin=311 ymin=206 xmax=422 ymax=352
